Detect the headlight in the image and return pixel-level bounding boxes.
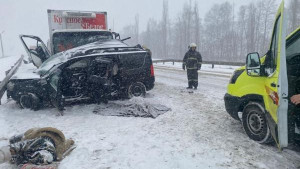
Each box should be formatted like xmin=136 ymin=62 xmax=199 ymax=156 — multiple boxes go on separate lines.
xmin=229 ymin=69 xmax=244 ymax=84
xmin=7 ymin=82 xmax=15 ymax=91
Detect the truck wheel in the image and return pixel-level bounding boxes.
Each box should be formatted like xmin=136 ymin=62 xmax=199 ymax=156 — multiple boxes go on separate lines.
xmin=242 ymin=102 xmax=273 ymax=144
xmin=19 ymin=93 xmax=41 ymax=111
xmin=127 ymin=82 xmax=146 ymax=98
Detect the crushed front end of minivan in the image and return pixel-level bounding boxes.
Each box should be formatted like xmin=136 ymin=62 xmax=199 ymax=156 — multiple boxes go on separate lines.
xmin=7 ymin=36 xmax=155 ymax=113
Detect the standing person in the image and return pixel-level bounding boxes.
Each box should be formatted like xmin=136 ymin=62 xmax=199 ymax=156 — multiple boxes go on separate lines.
xmin=182 ymin=43 xmax=202 ymax=90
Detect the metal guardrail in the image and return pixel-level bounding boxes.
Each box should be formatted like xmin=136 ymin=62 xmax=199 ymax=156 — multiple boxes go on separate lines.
xmin=153 ymin=59 xmax=245 ymax=67
xmin=0 ymin=55 xmax=24 ymax=105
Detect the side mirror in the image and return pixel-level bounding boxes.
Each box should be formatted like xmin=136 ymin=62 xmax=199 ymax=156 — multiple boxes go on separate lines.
xmin=246 ymin=52 xmax=261 ymax=76
xmin=112 ymin=32 xmax=120 ymax=39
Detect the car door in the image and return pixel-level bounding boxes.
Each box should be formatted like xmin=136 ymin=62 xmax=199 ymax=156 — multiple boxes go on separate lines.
xmin=88 ymin=57 xmax=112 ymax=85
xmin=119 ymin=52 xmax=147 ymax=82
xmin=61 ymin=58 xmax=90 ymax=98
xmin=264 ymin=1 xmax=288 ymax=149
xmin=87 ymin=57 xmax=113 ymax=100
xmin=20 ymin=35 xmax=51 ymax=68
xmin=47 ymin=68 xmax=64 ymax=111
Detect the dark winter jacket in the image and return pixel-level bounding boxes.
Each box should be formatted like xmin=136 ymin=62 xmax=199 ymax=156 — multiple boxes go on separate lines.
xmin=183 ymin=50 xmax=202 ymax=70
xmin=10 ymin=137 xmax=56 ymax=165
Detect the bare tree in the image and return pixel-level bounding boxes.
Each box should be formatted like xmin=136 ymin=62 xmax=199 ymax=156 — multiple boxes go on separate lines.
xmin=288 ymin=0 xmax=300 ymax=33
xmin=182 ymin=1 xmax=193 ymax=49
xmin=124 ymin=0 xmax=278 ymax=62
xmin=261 ymin=0 xmax=276 ymax=53
xmin=246 ymin=3 xmax=256 ymax=53
xmin=193 ymin=1 xmax=201 ymax=50
xmin=237 ymin=5 xmax=247 ymax=59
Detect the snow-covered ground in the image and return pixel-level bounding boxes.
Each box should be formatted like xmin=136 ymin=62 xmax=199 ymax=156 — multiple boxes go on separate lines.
xmin=0 ymin=57 xmax=300 ymax=169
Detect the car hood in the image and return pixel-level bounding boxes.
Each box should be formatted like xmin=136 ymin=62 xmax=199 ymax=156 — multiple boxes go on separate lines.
xmin=11 ymin=63 xmax=40 ymax=80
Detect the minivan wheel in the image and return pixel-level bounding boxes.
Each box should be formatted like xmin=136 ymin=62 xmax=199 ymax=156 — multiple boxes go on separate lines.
xmin=19 ymin=93 xmax=40 ymax=110
xmin=242 ymin=102 xmax=273 ymax=144
xmin=127 ymin=82 xmax=146 ymax=98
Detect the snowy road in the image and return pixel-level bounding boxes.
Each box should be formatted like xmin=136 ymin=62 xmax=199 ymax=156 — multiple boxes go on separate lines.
xmin=0 ymin=61 xmax=300 ymax=169
xmin=154 ymin=65 xmax=229 ymax=99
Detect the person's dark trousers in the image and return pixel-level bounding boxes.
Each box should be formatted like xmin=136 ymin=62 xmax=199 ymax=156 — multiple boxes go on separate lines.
xmin=187 ymin=69 xmax=198 ymax=88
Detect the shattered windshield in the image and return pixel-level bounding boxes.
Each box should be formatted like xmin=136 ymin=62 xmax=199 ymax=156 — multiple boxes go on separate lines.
xmin=36 ymin=52 xmax=66 ymax=76
xmin=53 ymin=31 xmax=113 ymax=54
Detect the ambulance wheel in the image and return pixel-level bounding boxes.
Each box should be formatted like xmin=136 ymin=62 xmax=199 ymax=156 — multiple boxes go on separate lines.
xmin=19 ymin=93 xmax=41 ymax=111
xmin=127 ymin=82 xmax=146 ymax=98
xmin=242 ymin=102 xmax=273 ymax=144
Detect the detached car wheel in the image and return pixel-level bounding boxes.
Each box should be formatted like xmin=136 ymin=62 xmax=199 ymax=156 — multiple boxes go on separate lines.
xmin=19 ymin=93 xmax=41 ymax=111
xmin=242 ymin=102 xmax=273 ymax=144
xmin=127 ymin=82 xmax=146 ymax=98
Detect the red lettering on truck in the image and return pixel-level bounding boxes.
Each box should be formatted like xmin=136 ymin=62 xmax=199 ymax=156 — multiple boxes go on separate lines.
xmin=67 ymin=18 xmax=82 ymax=23
xmin=53 ymin=15 xmax=62 ymax=24
xmin=81 ymin=14 xmax=106 ymax=29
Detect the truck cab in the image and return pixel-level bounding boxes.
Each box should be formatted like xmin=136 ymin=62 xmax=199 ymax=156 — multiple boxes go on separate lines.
xmin=224 ymin=1 xmax=300 ymax=149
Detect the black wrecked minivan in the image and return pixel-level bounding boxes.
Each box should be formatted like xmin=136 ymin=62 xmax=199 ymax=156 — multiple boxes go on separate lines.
xmin=6 ymin=35 xmax=155 ymax=111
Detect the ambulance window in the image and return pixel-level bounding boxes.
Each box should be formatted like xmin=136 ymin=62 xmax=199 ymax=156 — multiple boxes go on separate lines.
xmin=287 ymin=36 xmax=300 ymax=60
xmin=268 ymin=16 xmax=281 ymax=74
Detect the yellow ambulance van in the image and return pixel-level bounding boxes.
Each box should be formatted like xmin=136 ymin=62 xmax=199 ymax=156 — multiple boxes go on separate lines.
xmin=224 ymin=1 xmax=300 ymax=149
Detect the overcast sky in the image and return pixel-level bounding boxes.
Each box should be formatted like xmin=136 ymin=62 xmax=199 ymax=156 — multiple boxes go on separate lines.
xmin=0 ymin=0 xmax=277 ymax=56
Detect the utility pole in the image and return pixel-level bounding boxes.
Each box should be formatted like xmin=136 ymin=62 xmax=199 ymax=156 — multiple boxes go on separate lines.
xmin=0 ymin=31 xmax=4 ymax=57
